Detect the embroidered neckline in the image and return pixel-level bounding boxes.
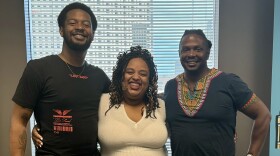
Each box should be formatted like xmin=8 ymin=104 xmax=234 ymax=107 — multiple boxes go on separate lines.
xmin=176 ymin=68 xmax=222 ymax=117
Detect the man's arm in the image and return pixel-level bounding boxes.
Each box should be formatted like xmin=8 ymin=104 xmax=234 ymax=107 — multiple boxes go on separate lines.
xmin=10 ymin=103 xmax=33 ymax=156
xmin=240 ymin=96 xmax=271 ymax=156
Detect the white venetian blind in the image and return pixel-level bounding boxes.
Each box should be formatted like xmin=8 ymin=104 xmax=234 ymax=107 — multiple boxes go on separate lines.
xmin=24 ymin=0 xmax=219 ymax=155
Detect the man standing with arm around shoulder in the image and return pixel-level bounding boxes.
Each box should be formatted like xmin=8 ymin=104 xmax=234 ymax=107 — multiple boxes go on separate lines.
xmin=164 ymin=29 xmax=271 ymax=156
xmin=10 ymin=2 xmax=110 ymax=156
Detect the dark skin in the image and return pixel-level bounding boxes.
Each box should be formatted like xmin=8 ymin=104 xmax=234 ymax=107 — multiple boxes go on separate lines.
xmin=10 ymin=8 xmax=95 ymax=155
xmin=179 ymin=34 xmax=211 ymax=90
xmin=10 ymin=105 xmax=33 ymax=155
xmin=58 ymin=9 xmax=94 ymax=66
xmin=33 ymin=32 xmax=271 ymax=156
xmin=179 ymin=33 xmax=271 ymax=156
xmin=32 ymin=58 xmax=151 ymax=146
xmin=122 ymin=58 xmax=150 ymax=122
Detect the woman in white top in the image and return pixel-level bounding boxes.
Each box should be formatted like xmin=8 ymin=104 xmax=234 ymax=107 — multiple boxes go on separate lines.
xmin=98 ymin=46 xmax=168 ymax=156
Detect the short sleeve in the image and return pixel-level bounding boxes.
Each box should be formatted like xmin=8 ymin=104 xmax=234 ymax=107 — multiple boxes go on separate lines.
xmin=103 ymin=74 xmax=111 ymax=93
xmin=163 ymin=79 xmax=173 ymax=101
xmin=12 ymin=60 xmax=44 ymax=109
xmin=226 ymin=73 xmax=255 ymax=110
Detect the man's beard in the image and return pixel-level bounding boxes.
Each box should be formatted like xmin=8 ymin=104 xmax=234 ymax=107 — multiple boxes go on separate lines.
xmin=181 ymin=60 xmax=208 ymax=76
xmin=63 ymin=35 xmax=93 ymax=52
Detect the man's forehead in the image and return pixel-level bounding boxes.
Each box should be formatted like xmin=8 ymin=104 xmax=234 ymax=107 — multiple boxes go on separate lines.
xmin=184 ymin=34 xmax=204 ymax=40
xmin=66 ymin=9 xmax=90 ymax=18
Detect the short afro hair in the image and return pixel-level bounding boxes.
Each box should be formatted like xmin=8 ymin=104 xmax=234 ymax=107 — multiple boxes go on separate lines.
xmin=57 ymin=2 xmax=97 ymax=31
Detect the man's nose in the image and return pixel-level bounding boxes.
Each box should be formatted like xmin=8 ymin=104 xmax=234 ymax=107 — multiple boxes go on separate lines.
xmin=76 ymin=23 xmax=84 ymax=30
xmin=187 ymin=49 xmax=196 ymax=57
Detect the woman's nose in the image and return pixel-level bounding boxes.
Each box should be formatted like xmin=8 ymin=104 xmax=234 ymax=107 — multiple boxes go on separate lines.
xmin=131 ymin=73 xmax=140 ymax=80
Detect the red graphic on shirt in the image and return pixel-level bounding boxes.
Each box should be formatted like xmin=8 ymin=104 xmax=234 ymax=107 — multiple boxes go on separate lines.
xmin=69 ymin=74 xmax=88 ymax=79
xmin=53 ymin=109 xmax=73 ymax=134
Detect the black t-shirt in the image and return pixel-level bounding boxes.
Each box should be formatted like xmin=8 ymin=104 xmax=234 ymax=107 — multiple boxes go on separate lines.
xmin=164 ymin=70 xmax=254 ymax=156
xmin=13 ymin=55 xmax=111 ymax=156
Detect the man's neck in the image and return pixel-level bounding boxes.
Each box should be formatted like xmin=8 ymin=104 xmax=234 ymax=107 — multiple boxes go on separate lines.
xmin=184 ymin=68 xmax=210 ymax=91
xmin=59 ymin=49 xmax=87 ymax=67
xmin=184 ymin=67 xmax=211 ymax=83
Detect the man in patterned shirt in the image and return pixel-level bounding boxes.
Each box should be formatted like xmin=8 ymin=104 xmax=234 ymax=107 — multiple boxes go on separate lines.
xmin=164 ymin=29 xmax=271 ymax=156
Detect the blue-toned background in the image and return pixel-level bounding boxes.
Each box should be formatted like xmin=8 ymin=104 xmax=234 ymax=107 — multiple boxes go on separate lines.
xmin=269 ymin=0 xmax=280 ymax=155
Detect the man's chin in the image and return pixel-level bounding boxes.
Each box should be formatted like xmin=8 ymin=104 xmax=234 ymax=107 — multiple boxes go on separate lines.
xmin=183 ymin=64 xmax=199 ymax=71
xmin=64 ymin=37 xmax=92 ymax=52
xmin=68 ymin=43 xmax=91 ymax=52
xmin=184 ymin=67 xmax=205 ymax=74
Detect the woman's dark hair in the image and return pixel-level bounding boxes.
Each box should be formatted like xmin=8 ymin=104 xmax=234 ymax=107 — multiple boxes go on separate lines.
xmin=106 ymin=45 xmax=159 ymax=118
xmin=57 ymin=2 xmax=97 ymax=31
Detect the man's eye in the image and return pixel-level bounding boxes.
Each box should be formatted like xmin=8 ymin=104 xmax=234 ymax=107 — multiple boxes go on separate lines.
xmin=195 ymin=48 xmax=202 ymax=52
xmin=181 ymin=48 xmax=190 ymax=52
xmin=83 ymin=22 xmax=91 ymax=27
xmin=68 ymin=23 xmax=76 ymax=26
xmin=68 ymin=20 xmax=76 ymax=24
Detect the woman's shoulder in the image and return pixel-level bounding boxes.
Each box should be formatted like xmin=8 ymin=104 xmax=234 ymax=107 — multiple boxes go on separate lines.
xmin=157 ymin=98 xmax=165 ymax=107
xmin=101 ymin=93 xmax=110 ymax=99
xmin=99 ymin=93 xmax=110 ymax=112
xmin=100 ymin=93 xmax=110 ymax=104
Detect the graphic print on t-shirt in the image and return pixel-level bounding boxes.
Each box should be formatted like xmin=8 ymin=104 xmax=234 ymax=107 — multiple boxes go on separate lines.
xmin=68 ymin=74 xmax=88 ymax=79
xmin=53 ymin=109 xmax=73 ymax=134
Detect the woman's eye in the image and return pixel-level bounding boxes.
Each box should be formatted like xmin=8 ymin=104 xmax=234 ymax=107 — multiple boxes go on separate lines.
xmin=139 ymin=72 xmax=148 ymax=77
xmin=126 ymin=71 xmax=134 ymax=75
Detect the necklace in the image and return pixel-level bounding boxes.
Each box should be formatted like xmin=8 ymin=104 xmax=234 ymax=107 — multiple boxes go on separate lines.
xmin=186 ymin=82 xmax=198 ymax=106
xmin=65 ymin=62 xmax=85 ymax=76
xmin=58 ymin=54 xmax=88 ymax=79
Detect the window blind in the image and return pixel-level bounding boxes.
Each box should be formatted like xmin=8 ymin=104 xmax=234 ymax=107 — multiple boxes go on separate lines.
xmin=24 ymin=0 xmax=219 ymax=155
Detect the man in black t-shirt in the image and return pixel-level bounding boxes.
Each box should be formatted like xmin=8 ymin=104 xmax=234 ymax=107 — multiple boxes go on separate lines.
xmin=10 ymin=2 xmax=111 ymax=156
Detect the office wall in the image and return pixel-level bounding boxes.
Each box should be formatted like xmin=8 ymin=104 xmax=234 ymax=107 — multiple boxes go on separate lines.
xmin=219 ymin=0 xmax=274 ymax=156
xmin=269 ymin=0 xmax=280 ymax=155
xmin=0 ymin=0 xmax=31 ymax=156
xmin=0 ymin=0 xmax=274 ymax=156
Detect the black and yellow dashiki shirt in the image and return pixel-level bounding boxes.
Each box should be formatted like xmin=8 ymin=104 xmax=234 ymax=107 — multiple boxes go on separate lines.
xmin=164 ymin=68 xmax=256 ymax=156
